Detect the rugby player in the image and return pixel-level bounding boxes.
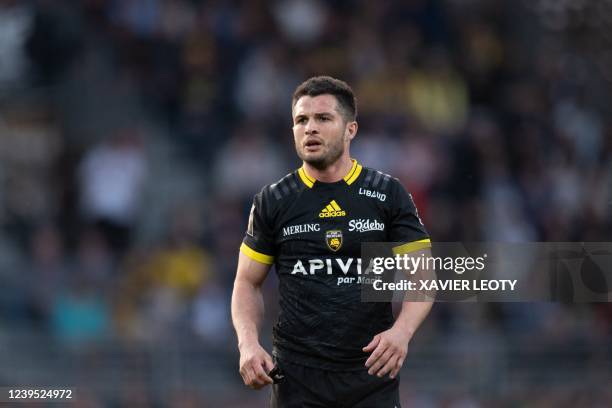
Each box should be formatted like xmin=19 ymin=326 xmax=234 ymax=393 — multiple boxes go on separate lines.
xmin=231 ymin=76 xmax=433 ymax=407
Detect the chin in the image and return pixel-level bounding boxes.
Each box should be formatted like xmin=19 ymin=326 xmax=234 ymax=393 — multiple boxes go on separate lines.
xmin=304 ymin=157 xmax=330 ymax=170
xmin=300 ymin=151 xmax=324 ymax=163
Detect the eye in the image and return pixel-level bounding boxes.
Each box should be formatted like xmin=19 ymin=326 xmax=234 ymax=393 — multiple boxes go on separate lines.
xmin=296 ymin=117 xmax=307 ymax=124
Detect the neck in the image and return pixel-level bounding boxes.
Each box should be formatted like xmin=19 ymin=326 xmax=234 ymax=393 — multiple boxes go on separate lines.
xmin=303 ymin=154 xmax=353 ymax=183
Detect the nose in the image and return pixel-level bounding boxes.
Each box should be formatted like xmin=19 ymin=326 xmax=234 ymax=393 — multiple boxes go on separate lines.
xmin=305 ymin=119 xmax=318 ymax=135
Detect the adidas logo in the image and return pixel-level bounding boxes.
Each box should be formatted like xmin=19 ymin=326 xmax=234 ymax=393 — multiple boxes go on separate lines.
xmin=319 ymin=200 xmax=346 ymax=218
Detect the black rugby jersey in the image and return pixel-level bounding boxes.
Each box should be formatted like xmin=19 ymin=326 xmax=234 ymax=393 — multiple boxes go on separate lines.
xmin=241 ymin=159 xmax=430 ymax=370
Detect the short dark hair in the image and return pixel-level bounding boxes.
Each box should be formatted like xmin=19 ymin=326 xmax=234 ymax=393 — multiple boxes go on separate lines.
xmin=292 ymin=76 xmax=357 ymax=121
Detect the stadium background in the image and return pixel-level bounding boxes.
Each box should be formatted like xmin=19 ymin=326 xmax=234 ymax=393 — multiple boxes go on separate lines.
xmin=0 ymin=0 xmax=611 ymax=406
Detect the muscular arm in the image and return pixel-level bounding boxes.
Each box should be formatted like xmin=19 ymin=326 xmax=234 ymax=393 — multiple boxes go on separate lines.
xmin=364 ymin=248 xmax=434 ymax=379
xmin=231 ymin=251 xmax=275 ymax=389
xmin=393 ymin=246 xmax=434 ymax=339
xmin=232 ymin=251 xmax=271 ymax=347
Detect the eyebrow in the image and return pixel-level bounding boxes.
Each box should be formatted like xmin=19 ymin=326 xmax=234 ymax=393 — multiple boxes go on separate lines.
xmin=294 ymin=112 xmax=334 ymax=121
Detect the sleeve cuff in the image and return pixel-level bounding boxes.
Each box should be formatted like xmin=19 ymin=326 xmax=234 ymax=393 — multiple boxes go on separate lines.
xmin=392 ymin=238 xmax=431 ymax=255
xmin=240 ymin=243 xmax=275 ymax=265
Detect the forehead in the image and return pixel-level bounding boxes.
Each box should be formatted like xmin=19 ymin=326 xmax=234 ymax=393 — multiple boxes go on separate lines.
xmin=293 ymin=94 xmax=339 ymax=116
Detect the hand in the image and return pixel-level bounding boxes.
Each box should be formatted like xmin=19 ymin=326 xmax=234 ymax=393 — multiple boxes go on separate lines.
xmin=363 ymin=327 xmax=410 ymax=379
xmin=238 ymin=342 xmax=275 ymax=390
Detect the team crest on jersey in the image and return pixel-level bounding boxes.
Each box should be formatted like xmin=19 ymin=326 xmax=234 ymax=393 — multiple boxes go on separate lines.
xmin=325 ymin=230 xmax=343 ymax=252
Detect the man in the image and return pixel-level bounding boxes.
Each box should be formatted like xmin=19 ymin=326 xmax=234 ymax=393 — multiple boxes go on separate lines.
xmin=231 ymin=76 xmax=432 ymax=407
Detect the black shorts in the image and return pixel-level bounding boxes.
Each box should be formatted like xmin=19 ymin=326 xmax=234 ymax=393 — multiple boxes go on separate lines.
xmin=270 ymin=358 xmax=401 ymax=408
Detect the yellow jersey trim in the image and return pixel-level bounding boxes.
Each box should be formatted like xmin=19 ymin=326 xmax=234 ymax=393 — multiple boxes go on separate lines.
xmin=298 ymin=167 xmax=315 ymax=188
xmin=344 ymin=160 xmax=363 ymax=185
xmin=298 ymin=159 xmax=363 ymax=188
xmin=240 ymin=243 xmax=274 ymax=265
xmin=392 ymin=239 xmax=432 ymax=255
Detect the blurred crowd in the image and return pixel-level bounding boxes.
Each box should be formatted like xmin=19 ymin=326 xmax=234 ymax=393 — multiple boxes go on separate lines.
xmin=0 ymin=0 xmax=611 ymax=406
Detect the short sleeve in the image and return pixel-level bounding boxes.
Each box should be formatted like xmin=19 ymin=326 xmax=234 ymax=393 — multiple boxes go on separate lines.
xmin=388 ymin=180 xmax=431 ymax=255
xmin=241 ymin=191 xmax=276 ymax=264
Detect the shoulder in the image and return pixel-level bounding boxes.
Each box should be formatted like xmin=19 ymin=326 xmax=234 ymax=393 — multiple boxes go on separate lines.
xmin=358 ymin=166 xmax=400 ymax=195
xmin=259 ymin=170 xmax=305 ymax=203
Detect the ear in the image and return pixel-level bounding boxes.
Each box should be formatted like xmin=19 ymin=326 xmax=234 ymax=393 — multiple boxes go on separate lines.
xmin=345 ymin=121 xmax=358 ymax=141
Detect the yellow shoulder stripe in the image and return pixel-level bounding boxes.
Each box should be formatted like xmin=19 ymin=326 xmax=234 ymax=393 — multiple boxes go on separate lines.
xmin=344 ymin=160 xmax=362 ymax=185
xmin=392 ymin=238 xmax=431 ymax=255
xmin=298 ymin=167 xmax=315 ymax=188
xmin=240 ymin=243 xmax=274 ymax=264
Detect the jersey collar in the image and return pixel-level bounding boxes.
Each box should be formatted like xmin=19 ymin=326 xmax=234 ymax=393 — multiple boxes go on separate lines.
xmin=298 ymin=159 xmax=363 ymax=188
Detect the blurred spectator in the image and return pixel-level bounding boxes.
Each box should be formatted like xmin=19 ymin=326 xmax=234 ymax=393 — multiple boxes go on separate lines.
xmin=159 ymin=0 xmax=196 ymax=41
xmin=212 ymin=122 xmax=288 ymax=200
xmin=553 ymin=98 xmax=603 ymax=167
xmin=147 ymin=204 xmax=211 ymax=299
xmin=234 ymin=44 xmax=295 ymax=121
xmin=395 ymin=133 xmax=443 ymax=197
xmin=25 ymin=0 xmax=83 ymax=85
xmin=26 ymin=223 xmax=68 ymax=325
xmin=73 ymin=226 xmax=116 ymax=288
xmin=50 ymin=279 xmax=112 ymax=344
xmin=0 ymin=106 xmax=63 ymax=236
xmin=406 ymin=49 xmax=469 ymax=134
xmin=272 ymin=0 xmax=328 ymax=45
xmin=115 ymin=203 xmax=213 ymax=340
xmin=352 ymin=132 xmax=401 ymax=174
xmin=109 ymin=0 xmax=161 ymax=39
xmin=78 ymin=126 xmax=148 ymax=252
xmin=178 ymin=16 xmax=222 ymax=155
xmin=0 ymin=0 xmax=32 ymax=94
xmin=191 ymin=278 xmax=231 ymax=346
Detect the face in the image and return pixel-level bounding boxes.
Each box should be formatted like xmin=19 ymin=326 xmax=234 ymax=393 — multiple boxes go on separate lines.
xmin=292 ymin=94 xmax=357 ymax=170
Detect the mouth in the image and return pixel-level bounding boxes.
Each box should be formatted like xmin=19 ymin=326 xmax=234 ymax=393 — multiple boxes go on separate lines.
xmin=304 ymin=139 xmax=323 ymax=151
